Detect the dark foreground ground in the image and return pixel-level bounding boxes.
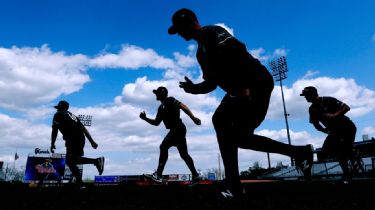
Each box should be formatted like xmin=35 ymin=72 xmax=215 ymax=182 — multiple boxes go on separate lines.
xmin=1 ymin=179 xmax=375 ymax=210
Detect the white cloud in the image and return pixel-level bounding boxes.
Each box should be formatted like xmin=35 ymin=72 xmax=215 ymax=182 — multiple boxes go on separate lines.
xmin=238 ymin=128 xmax=324 ymax=169
xmin=90 ymin=45 xmax=175 ymax=70
xmin=0 ymin=113 xmax=51 ymax=149
xmin=172 ymin=44 xmax=197 ymax=69
xmin=267 ymin=76 xmax=375 ymax=120
xmin=249 ymin=48 xmax=288 ymax=63
xmin=362 ymin=126 xmax=375 ymax=136
xmin=173 ymin=52 xmax=196 ymax=68
xmin=295 ymin=77 xmax=375 ymax=117
xmin=250 ymin=48 xmax=269 ymax=61
xmin=115 ymin=76 xmax=219 ymax=112
xmin=273 ymin=48 xmax=287 ymax=57
xmin=0 ymin=45 xmax=90 ymax=111
xmin=0 ymin=44 xmax=196 ymax=113
xmin=256 ymin=128 xmax=323 ymax=148
xmin=301 ymin=70 xmax=320 ymax=79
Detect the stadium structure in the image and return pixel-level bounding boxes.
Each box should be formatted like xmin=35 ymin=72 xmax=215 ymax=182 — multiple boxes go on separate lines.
xmin=259 ymin=137 xmax=375 ymax=181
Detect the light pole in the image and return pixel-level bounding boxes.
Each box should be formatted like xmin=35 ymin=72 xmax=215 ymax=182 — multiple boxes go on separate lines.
xmin=269 ymin=56 xmax=293 ymax=166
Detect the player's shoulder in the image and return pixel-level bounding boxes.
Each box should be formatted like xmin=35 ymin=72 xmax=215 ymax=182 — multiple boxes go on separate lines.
xmin=165 ymin=97 xmax=181 ymax=106
xmin=322 ymin=95 xmax=343 ymax=101
xmin=166 ymin=96 xmax=177 ymax=102
xmin=322 ymin=96 xmax=341 ymax=105
xmin=201 ymin=25 xmax=229 ymax=39
xmin=202 ymin=25 xmax=226 ymax=32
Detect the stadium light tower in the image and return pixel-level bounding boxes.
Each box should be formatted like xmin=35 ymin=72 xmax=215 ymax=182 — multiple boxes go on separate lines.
xmin=78 ymin=114 xmax=93 ymax=126
xmin=269 ymin=56 xmax=293 ymax=166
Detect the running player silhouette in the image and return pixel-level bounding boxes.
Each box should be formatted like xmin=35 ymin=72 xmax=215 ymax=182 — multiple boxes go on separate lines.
xmin=140 ymin=87 xmax=202 ymax=185
xmin=168 ymin=8 xmax=314 ymax=197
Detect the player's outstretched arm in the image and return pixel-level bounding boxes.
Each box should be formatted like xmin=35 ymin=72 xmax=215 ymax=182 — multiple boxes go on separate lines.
xmin=50 ymin=126 xmax=58 ymax=153
xmin=180 ymin=103 xmax=201 ymax=125
xmin=83 ymin=127 xmax=98 ymax=149
xmin=139 ymin=111 xmax=162 ymax=126
xmin=179 ymin=76 xmax=216 ymax=94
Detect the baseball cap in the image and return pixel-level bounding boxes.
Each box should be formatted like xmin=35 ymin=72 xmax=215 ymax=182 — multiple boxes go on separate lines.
xmin=168 ymin=8 xmax=198 ymax=35
xmin=54 ymin=100 xmax=69 ymax=110
xmin=300 ymin=86 xmax=318 ymax=96
xmin=153 ymin=86 xmax=168 ymax=95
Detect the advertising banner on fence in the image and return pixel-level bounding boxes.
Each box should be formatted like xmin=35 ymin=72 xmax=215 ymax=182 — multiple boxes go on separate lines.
xmin=24 ymin=154 xmax=66 ymax=183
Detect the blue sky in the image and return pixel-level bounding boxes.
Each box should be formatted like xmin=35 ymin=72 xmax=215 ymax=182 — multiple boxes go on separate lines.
xmin=1 ymin=0 xmax=374 ymax=179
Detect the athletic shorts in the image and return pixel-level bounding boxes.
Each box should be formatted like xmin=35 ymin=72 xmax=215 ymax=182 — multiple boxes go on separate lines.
xmin=161 ymin=123 xmax=187 ymax=148
xmin=65 ymin=138 xmax=85 ymax=157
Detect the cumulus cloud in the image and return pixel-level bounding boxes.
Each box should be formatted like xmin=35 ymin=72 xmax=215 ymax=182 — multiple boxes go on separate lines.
xmin=301 ymin=70 xmax=320 ymax=79
xmin=238 ymin=128 xmax=324 ymax=169
xmin=273 ymin=48 xmax=287 ymax=57
xmin=362 ymin=126 xmax=375 ymax=136
xmin=0 ymin=44 xmax=196 ymax=113
xmin=172 ymin=44 xmax=197 ymax=68
xmin=0 ymin=45 xmax=90 ymax=111
xmin=256 ymin=128 xmax=323 ymax=148
xmin=90 ymin=45 xmax=175 ymax=70
xmin=116 ymin=76 xmax=219 ymax=111
xmin=0 ymin=113 xmax=51 ymax=148
xmin=250 ymin=48 xmax=269 ymax=61
xmin=294 ymin=77 xmax=375 ymax=117
xmin=0 ymin=113 xmax=59 ymax=168
xmin=267 ymin=75 xmax=375 ymax=120
xmin=249 ymin=48 xmax=288 ymax=63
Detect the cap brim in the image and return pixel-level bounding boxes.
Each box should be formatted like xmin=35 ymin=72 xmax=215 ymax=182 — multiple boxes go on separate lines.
xmin=54 ymin=105 xmax=59 ymax=109
xmin=300 ymin=93 xmax=305 ymax=96
xmin=168 ymin=25 xmax=178 ymax=35
xmin=153 ymin=89 xmax=158 ymax=94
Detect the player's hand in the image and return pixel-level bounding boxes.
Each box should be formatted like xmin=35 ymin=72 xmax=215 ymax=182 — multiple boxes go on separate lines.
xmin=193 ymin=117 xmax=201 ymax=125
xmin=179 ymin=76 xmax=194 ymax=93
xmin=91 ymin=141 xmax=98 ymax=149
xmin=139 ymin=111 xmax=147 ymax=120
xmin=50 ymin=144 xmax=56 ymax=153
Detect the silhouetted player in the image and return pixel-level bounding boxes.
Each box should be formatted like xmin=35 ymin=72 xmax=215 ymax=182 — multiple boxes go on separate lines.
xmin=140 ymin=86 xmax=201 ymax=185
xmin=168 ymin=8 xmax=314 ymax=197
xmin=301 ymin=86 xmax=357 ymax=182
xmin=51 ymin=100 xmax=104 ymax=188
